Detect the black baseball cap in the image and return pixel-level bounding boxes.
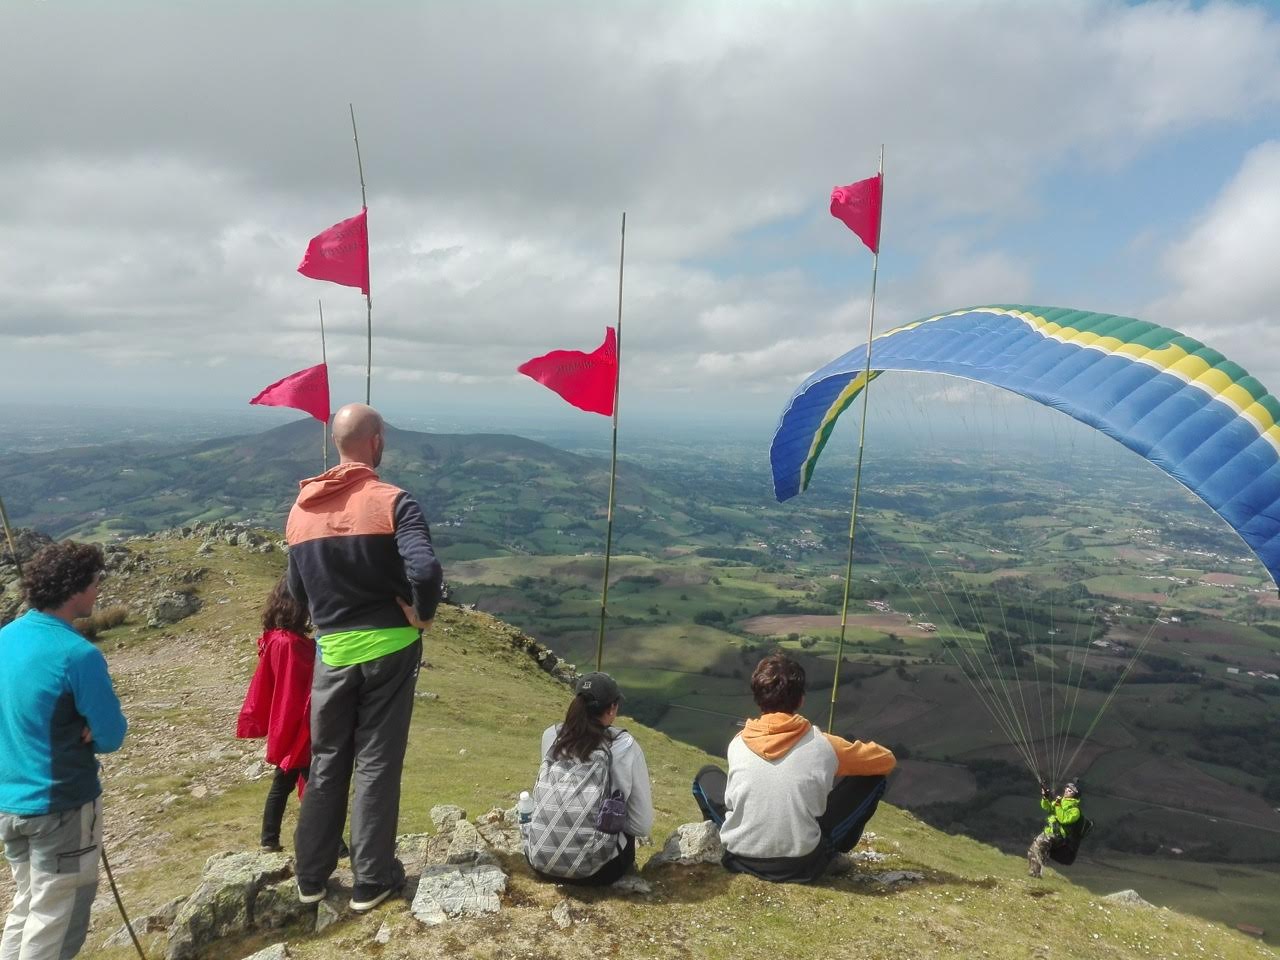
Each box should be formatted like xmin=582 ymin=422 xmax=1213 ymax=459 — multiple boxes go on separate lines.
xmin=575 ymin=672 xmax=623 ymax=709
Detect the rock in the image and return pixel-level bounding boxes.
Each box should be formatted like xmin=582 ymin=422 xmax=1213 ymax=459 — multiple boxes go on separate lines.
xmin=190 ymin=785 xmax=208 ymax=799
xmin=153 ymin=897 xmax=186 ymax=927
xmin=1103 ymin=889 xmax=1154 ymax=908
xmin=649 ymin=822 xmax=723 ymax=866
xmin=430 ymin=805 xmax=467 ymax=833
xmin=256 ymin=542 xmax=275 ymax=554
xmin=104 ymin=896 xmax=186 ymax=946
xmin=414 ymin=691 xmax=439 ymax=702
xmin=164 ymin=851 xmax=297 ymax=960
xmin=373 ymin=921 xmax=392 ymax=945
xmin=551 ymin=899 xmax=573 ymax=929
xmin=474 ymin=807 xmax=523 ymax=856
xmin=196 ymin=540 xmax=215 ymax=556
xmin=243 ymin=945 xmax=289 ymax=960
xmin=104 ymin=925 xmax=139 ymax=949
xmin=446 ymin=820 xmax=488 ymax=864
xmin=315 ymin=899 xmax=341 ymax=933
xmin=609 ymin=874 xmax=653 ymax=896
xmin=147 ymin=591 xmax=202 ymax=628
xmin=241 ymin=878 xmax=304 ymax=931
xmin=410 ymin=864 xmax=507 ymax=926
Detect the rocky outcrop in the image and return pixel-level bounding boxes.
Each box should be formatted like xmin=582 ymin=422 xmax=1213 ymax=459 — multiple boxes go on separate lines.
xmin=147 ymin=589 xmax=202 ymax=628
xmin=474 ymin=807 xmax=523 ymax=856
xmin=148 ymin=521 xmax=285 ymax=554
xmin=1104 ymin=889 xmax=1155 ymax=908
xmin=0 ymin=527 xmax=52 ymax=627
xmin=649 ymin=821 xmax=724 ymax=867
xmin=242 ymin=945 xmax=289 ymax=960
xmin=164 ymin=851 xmax=303 ymax=960
xmin=484 ymin=618 xmax=579 ymax=685
xmin=104 ymin=897 xmax=186 ymax=948
xmin=410 ymin=864 xmax=507 ymax=926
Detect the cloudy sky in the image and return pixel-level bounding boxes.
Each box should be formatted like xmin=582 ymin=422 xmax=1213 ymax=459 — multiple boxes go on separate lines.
xmin=2 ymin=0 xmax=1279 ymax=431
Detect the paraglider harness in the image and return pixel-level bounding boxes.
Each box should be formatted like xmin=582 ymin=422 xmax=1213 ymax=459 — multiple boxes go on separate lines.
xmin=1047 ymin=813 xmax=1093 ymax=865
xmin=1042 ymin=781 xmax=1093 ymax=866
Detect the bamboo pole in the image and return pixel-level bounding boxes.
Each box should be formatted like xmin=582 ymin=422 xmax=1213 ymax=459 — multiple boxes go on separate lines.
xmin=595 ymin=212 xmax=626 ymax=673
xmin=349 ymin=103 xmax=372 ymax=404
xmin=319 ymin=299 xmax=330 ymax=471
xmin=0 ymin=494 xmax=23 ymax=580
xmin=828 ymin=146 xmax=884 ymax=733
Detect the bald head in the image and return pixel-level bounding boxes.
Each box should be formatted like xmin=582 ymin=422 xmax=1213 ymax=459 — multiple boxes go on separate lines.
xmin=332 ymin=403 xmax=385 ymax=467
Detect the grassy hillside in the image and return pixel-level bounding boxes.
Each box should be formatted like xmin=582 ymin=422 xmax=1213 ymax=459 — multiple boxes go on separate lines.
xmin=2 ymin=535 xmax=1273 ymax=959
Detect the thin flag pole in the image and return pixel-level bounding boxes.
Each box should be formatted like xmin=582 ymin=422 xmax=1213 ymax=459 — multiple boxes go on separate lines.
xmin=829 ymin=145 xmax=884 ymax=733
xmin=0 ymin=494 xmax=23 ymax=581
xmin=319 ymin=299 xmax=330 ymax=471
xmin=349 ymin=103 xmax=372 ymax=404
xmin=596 ymin=212 xmax=626 ymax=672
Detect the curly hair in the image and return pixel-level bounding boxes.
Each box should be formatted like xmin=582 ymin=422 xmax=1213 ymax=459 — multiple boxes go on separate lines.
xmin=262 ymin=576 xmax=310 ymax=635
xmin=750 ymin=652 xmax=807 ymax=714
xmin=22 ymin=541 xmax=105 ymax=611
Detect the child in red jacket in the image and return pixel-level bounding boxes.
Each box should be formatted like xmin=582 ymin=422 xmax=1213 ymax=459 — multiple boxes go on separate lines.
xmin=237 ymin=578 xmax=315 ymax=852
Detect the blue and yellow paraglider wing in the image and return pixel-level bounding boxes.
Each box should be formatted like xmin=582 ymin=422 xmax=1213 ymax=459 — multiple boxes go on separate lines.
xmin=769 ymin=305 xmax=1280 ymax=585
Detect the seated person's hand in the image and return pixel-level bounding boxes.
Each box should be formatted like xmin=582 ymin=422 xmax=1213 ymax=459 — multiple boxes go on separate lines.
xmin=397 ymin=597 xmax=434 ymax=630
xmin=81 ymin=726 xmax=93 ymax=745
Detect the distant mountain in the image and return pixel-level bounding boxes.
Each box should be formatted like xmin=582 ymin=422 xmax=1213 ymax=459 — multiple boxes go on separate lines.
xmin=0 ymin=418 xmax=680 ymax=552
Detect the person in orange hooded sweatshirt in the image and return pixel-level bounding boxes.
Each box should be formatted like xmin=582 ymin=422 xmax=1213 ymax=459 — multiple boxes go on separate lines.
xmin=693 ymin=652 xmax=895 ymax=882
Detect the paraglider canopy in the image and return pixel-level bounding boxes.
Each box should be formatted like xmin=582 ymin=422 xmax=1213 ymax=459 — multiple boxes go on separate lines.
xmin=770 ymin=305 xmax=1280 ymax=589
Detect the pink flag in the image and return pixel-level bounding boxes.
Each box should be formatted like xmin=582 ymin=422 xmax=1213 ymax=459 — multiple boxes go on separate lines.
xmin=297 ymin=209 xmax=370 ymax=294
xmin=250 ymin=363 xmax=331 ymax=423
xmin=517 ymin=328 xmax=618 ymax=416
xmin=830 ymin=174 xmax=883 ymax=254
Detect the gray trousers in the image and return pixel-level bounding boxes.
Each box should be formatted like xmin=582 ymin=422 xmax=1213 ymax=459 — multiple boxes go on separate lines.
xmin=1 ymin=797 xmax=100 ymax=960
xmin=294 ymin=638 xmax=421 ymax=888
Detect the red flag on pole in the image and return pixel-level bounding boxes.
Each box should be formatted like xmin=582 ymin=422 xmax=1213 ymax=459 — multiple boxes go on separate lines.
xmin=298 ymin=209 xmax=370 ymax=294
xmin=250 ymin=363 xmax=331 ymax=423
xmin=830 ymin=174 xmax=883 ymax=254
xmin=518 ymin=328 xmax=618 ymax=416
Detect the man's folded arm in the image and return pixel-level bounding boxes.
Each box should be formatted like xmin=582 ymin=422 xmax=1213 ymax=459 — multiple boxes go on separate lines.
xmin=394 ymin=493 xmax=443 ymax=621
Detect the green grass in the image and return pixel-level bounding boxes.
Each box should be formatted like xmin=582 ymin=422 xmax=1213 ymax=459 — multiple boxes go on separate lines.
xmin=71 ymin=536 xmax=1280 ymax=960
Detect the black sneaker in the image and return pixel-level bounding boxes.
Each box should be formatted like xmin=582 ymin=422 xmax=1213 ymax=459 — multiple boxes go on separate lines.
xmin=350 ymin=860 xmax=405 ymax=913
xmin=296 ymin=877 xmax=327 ymax=904
xmin=261 ymin=842 xmax=284 ymax=854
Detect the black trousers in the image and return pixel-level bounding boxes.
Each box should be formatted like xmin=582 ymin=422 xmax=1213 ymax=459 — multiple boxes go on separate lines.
xmin=693 ymin=763 xmax=888 ymax=882
xmin=533 ymin=835 xmax=637 ymax=887
xmin=261 ymin=766 xmax=308 ymax=846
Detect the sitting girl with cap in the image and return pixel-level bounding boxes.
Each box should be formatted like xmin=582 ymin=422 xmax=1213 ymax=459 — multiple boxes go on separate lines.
xmin=521 ymin=672 xmax=654 ymax=885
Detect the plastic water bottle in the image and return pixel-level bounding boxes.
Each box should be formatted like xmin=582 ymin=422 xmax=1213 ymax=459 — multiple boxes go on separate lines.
xmin=517 ymin=791 xmax=534 ymax=825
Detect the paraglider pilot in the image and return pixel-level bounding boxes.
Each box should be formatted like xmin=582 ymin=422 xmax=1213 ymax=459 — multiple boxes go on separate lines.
xmin=1027 ymin=780 xmax=1082 ymax=878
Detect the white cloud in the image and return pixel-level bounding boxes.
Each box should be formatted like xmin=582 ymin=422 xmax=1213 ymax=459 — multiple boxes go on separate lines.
xmin=1149 ymin=140 xmax=1280 ymax=383
xmin=0 ymin=1 xmax=1278 ymax=414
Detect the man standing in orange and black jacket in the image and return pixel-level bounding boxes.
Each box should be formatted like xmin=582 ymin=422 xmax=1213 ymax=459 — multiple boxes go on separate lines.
xmin=286 ymin=403 xmax=442 ymax=913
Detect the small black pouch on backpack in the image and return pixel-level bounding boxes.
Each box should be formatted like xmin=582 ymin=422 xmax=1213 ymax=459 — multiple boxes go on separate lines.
xmin=595 ymin=789 xmax=627 ymax=834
